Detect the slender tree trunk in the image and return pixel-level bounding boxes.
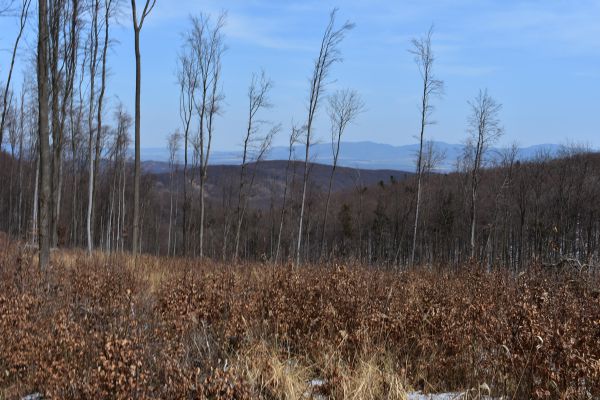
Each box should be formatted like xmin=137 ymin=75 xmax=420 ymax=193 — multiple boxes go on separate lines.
xmin=167 ymin=167 xmax=174 ymax=256
xmin=296 ymin=151 xmax=309 ymax=266
xmin=320 ymin=164 xmax=336 ymax=260
xmin=275 ymin=148 xmax=294 ymax=264
xmin=93 ymin=0 xmax=111 ymax=247
xmin=132 ymin=25 xmax=141 ymax=255
xmin=32 ymin=156 xmax=40 ymax=246
xmin=17 ymin=96 xmax=24 ymax=237
xmin=410 ymin=71 xmax=429 ymax=268
xmin=183 ymin=138 xmax=189 ymax=255
xmin=470 ymin=175 xmax=478 ymax=259
xmin=49 ymin=0 xmax=61 ymax=248
xmin=37 ymin=0 xmax=51 ymax=271
xmin=86 ymin=0 xmax=100 ymax=253
xmin=233 ymin=138 xmax=249 ymax=261
xmin=199 ymin=170 xmax=205 ymax=257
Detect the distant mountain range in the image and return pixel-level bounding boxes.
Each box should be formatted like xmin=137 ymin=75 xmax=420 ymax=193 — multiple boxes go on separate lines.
xmin=141 ymin=141 xmax=563 ymax=173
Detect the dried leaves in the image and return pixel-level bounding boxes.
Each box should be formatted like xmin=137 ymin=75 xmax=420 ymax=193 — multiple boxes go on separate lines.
xmin=0 ymin=239 xmax=598 ymax=399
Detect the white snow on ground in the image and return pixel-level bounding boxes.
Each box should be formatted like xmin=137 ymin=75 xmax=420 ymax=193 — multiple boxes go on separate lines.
xmin=407 ymin=392 xmax=495 ymax=399
xmin=305 ymin=379 xmax=497 ymax=399
xmin=20 ymin=394 xmax=43 ymax=400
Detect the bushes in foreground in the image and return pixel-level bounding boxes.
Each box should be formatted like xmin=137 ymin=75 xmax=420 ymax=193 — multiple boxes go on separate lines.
xmin=0 ymin=238 xmax=598 ymax=399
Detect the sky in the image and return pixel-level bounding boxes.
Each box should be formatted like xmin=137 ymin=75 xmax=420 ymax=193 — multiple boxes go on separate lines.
xmin=1 ymin=0 xmax=599 ymax=151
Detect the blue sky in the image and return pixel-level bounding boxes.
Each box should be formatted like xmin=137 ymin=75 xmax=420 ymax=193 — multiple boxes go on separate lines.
xmin=1 ymin=0 xmax=599 ymax=150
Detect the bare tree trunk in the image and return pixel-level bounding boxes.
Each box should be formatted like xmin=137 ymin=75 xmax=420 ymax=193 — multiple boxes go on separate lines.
xmin=295 ymin=9 xmax=353 ymax=266
xmin=92 ymin=0 xmax=112 ymax=250
xmin=37 ymin=0 xmax=51 ymax=270
xmin=320 ymin=165 xmax=335 ymax=259
xmin=32 ymin=155 xmax=40 ymax=246
xmin=49 ymin=0 xmax=64 ymax=248
xmin=120 ymin=164 xmax=126 ymax=251
xmin=319 ymin=89 xmax=363 ymax=260
xmin=409 ymin=27 xmax=443 ymax=267
xmin=199 ymin=181 xmax=205 ymax=257
xmin=177 ymin=52 xmax=197 ymax=256
xmin=470 ymin=179 xmax=477 ymax=259
xmin=132 ymin=10 xmax=141 ymax=255
xmin=130 ymin=0 xmax=156 ymax=256
xmin=71 ymin=35 xmax=86 ymax=247
xmin=275 ymin=126 xmax=301 ymax=264
xmin=17 ymin=89 xmax=25 ymax=237
xmin=233 ymin=72 xmax=273 ymax=261
xmin=166 ymin=131 xmax=180 ymax=257
xmin=465 ymin=89 xmax=503 ymax=261
xmin=86 ymin=0 xmax=100 ymax=253
xmin=168 ymin=177 xmax=173 ymax=256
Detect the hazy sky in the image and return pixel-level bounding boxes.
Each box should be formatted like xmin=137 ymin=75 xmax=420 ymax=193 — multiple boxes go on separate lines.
xmin=1 ymin=0 xmax=599 ymax=150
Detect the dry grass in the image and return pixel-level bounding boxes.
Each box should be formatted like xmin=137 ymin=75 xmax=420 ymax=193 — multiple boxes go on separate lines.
xmin=0 ymin=237 xmax=598 ymax=399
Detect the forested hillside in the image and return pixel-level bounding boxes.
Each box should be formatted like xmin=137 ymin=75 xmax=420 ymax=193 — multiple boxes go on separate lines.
xmin=1 ymin=146 xmax=598 ymax=268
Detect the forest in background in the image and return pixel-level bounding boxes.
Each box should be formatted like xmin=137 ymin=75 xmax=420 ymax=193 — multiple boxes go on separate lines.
xmin=0 ymin=0 xmax=599 ymax=270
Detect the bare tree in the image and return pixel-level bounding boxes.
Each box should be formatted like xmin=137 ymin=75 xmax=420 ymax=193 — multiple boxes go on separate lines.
xmin=71 ymin=30 xmax=88 ymax=247
xmin=6 ymin=96 xmax=18 ymax=233
xmin=296 ymin=8 xmax=354 ymax=266
xmin=86 ymin=0 xmax=100 ymax=253
xmin=166 ymin=130 xmax=181 ymax=256
xmin=49 ymin=0 xmax=80 ymax=248
xmin=422 ymin=140 xmax=446 ymax=176
xmin=465 ymin=89 xmax=503 ymax=259
xmin=233 ymin=71 xmax=273 ymax=261
xmin=0 ymin=0 xmax=31 ymax=152
xmin=104 ymin=106 xmax=130 ymax=253
xmin=37 ymin=0 xmax=51 ymax=270
xmin=130 ymin=0 xmax=157 ymax=255
xmin=409 ymin=26 xmax=444 ymax=267
xmin=48 ymin=0 xmax=64 ymax=248
xmin=91 ymin=0 xmax=115 ymax=249
xmin=176 ymin=49 xmax=198 ymax=255
xmin=15 ymin=86 xmax=27 ymax=236
xmin=274 ymin=123 xmax=302 ymax=264
xmin=319 ymin=89 xmax=363 ymax=259
xmin=188 ymin=12 xmax=226 ymax=258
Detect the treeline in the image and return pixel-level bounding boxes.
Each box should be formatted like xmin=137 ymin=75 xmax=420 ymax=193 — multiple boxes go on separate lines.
xmin=0 ymin=1 xmax=597 ymax=269
xmin=149 ymin=147 xmax=600 ymax=269
xmin=1 ymin=139 xmax=599 ymax=269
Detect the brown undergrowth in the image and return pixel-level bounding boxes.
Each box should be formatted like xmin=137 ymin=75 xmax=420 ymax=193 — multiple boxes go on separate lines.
xmin=0 ymin=237 xmax=598 ymax=399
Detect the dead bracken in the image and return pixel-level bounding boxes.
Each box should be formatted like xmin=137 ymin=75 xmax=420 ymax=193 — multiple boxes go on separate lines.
xmin=0 ymin=237 xmax=598 ymax=399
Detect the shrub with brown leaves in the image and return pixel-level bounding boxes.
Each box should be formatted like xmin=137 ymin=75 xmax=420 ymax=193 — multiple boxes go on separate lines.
xmin=0 ymin=237 xmax=598 ymax=399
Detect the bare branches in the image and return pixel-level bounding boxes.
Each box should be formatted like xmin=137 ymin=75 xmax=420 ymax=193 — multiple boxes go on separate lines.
xmin=0 ymin=0 xmax=32 ymax=151
xmin=467 ymin=89 xmax=503 ymax=157
xmin=409 ymin=25 xmax=444 ymax=267
xmin=130 ymin=0 xmax=156 ymax=31
xmin=296 ymin=8 xmax=353 ymax=266
xmin=244 ymin=70 xmax=274 ymax=161
xmin=306 ymin=8 xmax=354 ymax=129
xmin=409 ymin=25 xmax=444 ymax=127
xmin=327 ymin=88 xmax=364 ymax=161
xmin=233 ymin=70 xmax=278 ymax=260
xmin=422 ymin=140 xmax=446 ymax=175
xmin=320 ymin=88 xmax=364 ymax=259
xmin=167 ymin=130 xmax=181 ymax=164
xmin=466 ymin=89 xmax=503 ymax=259
xmin=182 ymin=11 xmax=226 ymax=258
